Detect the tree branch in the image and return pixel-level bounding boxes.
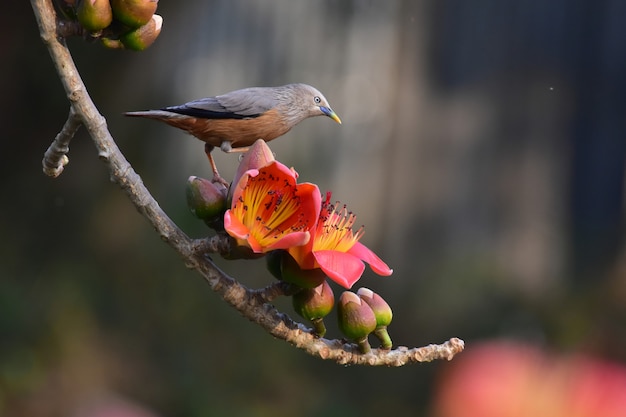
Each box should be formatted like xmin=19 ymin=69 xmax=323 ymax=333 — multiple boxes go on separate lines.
xmin=31 ymin=0 xmax=464 ymax=365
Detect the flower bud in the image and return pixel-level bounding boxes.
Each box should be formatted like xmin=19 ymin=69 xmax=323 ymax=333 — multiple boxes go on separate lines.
xmin=278 ymin=251 xmax=326 ymax=289
xmin=265 ymin=250 xmax=284 ymax=280
xmin=228 ymin=139 xmax=276 ymax=204
xmin=100 ymin=38 xmax=124 ymax=49
xmin=119 ymin=14 xmax=162 ymax=51
xmin=111 ymin=0 xmax=158 ymax=28
xmin=77 ymin=0 xmax=113 ymax=32
xmin=221 ymin=243 xmax=265 ymax=260
xmin=357 ymin=287 xmax=393 ymax=349
xmin=185 ymin=176 xmax=228 ymax=227
xmin=337 ymin=291 xmax=377 ymax=354
xmin=292 ymin=280 xmax=334 ymax=337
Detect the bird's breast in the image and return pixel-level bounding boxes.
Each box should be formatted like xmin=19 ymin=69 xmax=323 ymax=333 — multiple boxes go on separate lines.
xmin=177 ymin=108 xmax=292 ymax=148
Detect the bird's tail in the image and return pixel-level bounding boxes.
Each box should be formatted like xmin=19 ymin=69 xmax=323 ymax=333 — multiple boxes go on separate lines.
xmin=124 ymin=110 xmax=179 ymax=119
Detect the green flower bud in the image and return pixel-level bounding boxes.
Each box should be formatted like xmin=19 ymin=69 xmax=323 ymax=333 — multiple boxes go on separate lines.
xmin=337 ymin=291 xmax=377 ymax=354
xmin=111 ymin=0 xmax=158 ymax=28
xmin=119 ymin=14 xmax=162 ymax=51
xmin=265 ymin=250 xmax=284 ymax=280
xmin=292 ymin=280 xmax=334 ymax=337
xmin=185 ymin=176 xmax=227 ymax=226
xmin=77 ymin=0 xmax=113 ymax=32
xmin=221 ymin=243 xmax=265 ymax=260
xmin=278 ymin=251 xmax=327 ymax=289
xmin=357 ymin=287 xmax=393 ymax=349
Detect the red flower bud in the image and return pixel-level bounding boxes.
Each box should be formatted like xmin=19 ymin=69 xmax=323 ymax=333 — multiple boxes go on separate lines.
xmin=292 ymin=280 xmax=335 ymax=337
xmin=185 ymin=176 xmax=228 ymax=227
xmin=357 ymin=287 xmax=393 ymax=349
xmin=337 ymin=291 xmax=377 ymax=353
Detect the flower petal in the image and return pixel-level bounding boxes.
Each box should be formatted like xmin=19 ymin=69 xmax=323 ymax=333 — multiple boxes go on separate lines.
xmin=229 ymin=168 xmax=258 ymax=208
xmin=223 ymin=210 xmax=263 ymax=252
xmin=314 ymin=250 xmax=366 ymax=289
xmin=293 ymin=182 xmax=322 ymax=229
xmin=263 ymin=231 xmax=311 ymax=251
xmin=348 ymin=242 xmax=393 ymax=276
xmin=225 ymin=160 xmax=321 ymax=253
xmin=287 ymin=242 xmax=317 ymax=270
xmin=230 ymin=139 xmax=275 ymax=198
xmin=223 ymin=210 xmax=248 ymax=240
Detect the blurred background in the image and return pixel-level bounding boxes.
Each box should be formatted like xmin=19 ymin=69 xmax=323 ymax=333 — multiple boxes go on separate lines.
xmin=3 ymin=0 xmax=626 ymax=415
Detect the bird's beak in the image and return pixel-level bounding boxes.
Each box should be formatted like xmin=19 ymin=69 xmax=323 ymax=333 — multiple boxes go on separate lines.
xmin=320 ymin=106 xmax=342 ymax=124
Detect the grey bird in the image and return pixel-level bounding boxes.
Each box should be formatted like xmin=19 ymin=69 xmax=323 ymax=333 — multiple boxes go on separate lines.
xmin=125 ymin=83 xmax=341 ymax=182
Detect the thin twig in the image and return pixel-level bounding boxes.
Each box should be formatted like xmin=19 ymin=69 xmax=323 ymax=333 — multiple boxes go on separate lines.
xmin=42 ymin=106 xmax=80 ymax=177
xmin=31 ymin=0 xmax=464 ymax=365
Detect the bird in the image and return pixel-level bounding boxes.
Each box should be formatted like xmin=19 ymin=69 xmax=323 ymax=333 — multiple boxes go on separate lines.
xmin=125 ymin=83 xmax=342 ymax=183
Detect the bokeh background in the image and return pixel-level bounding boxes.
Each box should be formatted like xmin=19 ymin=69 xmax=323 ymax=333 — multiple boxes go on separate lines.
xmin=3 ymin=0 xmax=626 ymax=416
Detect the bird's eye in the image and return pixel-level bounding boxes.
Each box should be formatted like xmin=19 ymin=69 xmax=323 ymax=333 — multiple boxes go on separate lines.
xmin=314 ymin=96 xmax=322 ymax=104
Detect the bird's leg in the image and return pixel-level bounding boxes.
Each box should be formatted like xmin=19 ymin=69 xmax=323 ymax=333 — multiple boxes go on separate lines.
xmin=219 ymin=141 xmax=251 ymax=162
xmin=204 ymin=143 xmax=229 ymax=186
xmin=219 ymin=141 xmax=249 ymax=153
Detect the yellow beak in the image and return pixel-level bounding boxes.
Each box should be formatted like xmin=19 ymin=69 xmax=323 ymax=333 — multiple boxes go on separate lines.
xmin=320 ymin=106 xmax=342 ymax=124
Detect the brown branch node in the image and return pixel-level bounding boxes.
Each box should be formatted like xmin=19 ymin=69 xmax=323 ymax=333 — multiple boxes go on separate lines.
xmin=42 ymin=106 xmax=81 ymax=177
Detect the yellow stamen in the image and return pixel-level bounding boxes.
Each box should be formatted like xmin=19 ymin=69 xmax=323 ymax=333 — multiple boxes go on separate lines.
xmin=231 ymin=170 xmax=304 ymax=247
xmin=313 ymin=202 xmax=364 ymax=253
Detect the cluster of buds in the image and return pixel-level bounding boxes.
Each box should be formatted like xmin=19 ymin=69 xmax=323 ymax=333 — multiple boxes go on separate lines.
xmin=270 ymin=263 xmax=393 ymax=352
xmin=55 ymin=0 xmax=162 ymax=51
xmin=185 ymin=139 xmax=395 ymax=353
xmin=337 ymin=288 xmax=393 ymax=353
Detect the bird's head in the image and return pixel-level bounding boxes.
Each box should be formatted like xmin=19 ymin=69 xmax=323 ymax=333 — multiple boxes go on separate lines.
xmin=288 ymin=84 xmax=342 ymax=125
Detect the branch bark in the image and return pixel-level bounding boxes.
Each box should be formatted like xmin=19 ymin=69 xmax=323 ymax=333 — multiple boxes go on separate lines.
xmin=31 ymin=0 xmax=464 ymax=365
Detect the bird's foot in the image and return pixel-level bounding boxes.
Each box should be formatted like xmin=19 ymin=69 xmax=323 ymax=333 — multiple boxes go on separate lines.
xmin=211 ymin=173 xmax=230 ymax=187
xmin=205 ymin=143 xmax=230 ymax=187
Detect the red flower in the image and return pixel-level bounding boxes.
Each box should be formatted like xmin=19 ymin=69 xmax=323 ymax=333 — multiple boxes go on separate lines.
xmin=434 ymin=341 xmax=626 ymax=417
xmin=224 ymin=160 xmax=321 ymax=253
xmin=288 ymin=192 xmax=393 ymax=288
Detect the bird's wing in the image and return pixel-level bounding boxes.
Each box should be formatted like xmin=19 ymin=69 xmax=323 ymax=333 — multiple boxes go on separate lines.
xmin=163 ymin=87 xmax=277 ymax=120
